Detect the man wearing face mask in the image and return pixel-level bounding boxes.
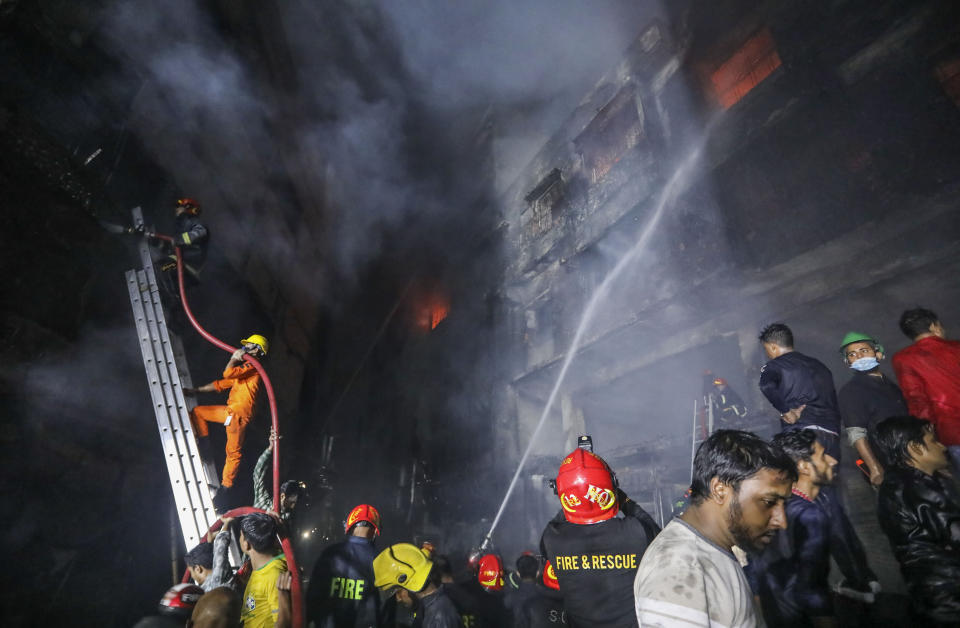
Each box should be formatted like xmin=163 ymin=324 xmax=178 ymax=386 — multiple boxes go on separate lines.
xmin=837 ymin=332 xmax=908 ymax=487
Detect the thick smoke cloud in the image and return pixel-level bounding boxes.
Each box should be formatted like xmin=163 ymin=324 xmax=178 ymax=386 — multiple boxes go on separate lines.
xmin=85 ymin=0 xmax=678 ymax=556
xmin=94 ymin=0 xmax=654 ymax=286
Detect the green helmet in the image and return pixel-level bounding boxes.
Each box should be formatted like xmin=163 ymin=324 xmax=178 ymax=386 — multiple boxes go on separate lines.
xmin=839 ymin=331 xmax=883 ymax=354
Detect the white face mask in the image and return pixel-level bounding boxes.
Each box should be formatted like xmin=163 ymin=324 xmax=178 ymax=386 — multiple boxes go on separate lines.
xmin=850 ymin=356 xmax=879 ymax=372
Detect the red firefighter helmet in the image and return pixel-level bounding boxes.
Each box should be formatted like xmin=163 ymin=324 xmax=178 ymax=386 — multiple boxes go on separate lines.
xmin=477 ymin=554 xmax=505 ymax=591
xmin=555 ymin=448 xmax=619 ymax=524
xmin=344 ymin=504 xmax=381 ymax=536
xmin=158 ymin=583 xmax=204 ymax=619
xmin=542 ymin=560 xmax=560 ymax=590
xmin=176 ymin=198 xmax=201 ymax=215
xmin=713 ymin=377 xmax=727 ymax=386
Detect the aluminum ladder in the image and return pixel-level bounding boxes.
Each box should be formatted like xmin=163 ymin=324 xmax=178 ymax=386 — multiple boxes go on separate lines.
xmin=125 ymin=207 xmax=219 ymax=550
xmin=689 ymin=393 xmax=715 ymax=480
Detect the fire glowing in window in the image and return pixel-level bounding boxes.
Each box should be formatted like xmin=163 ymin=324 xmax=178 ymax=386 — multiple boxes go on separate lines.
xmin=428 ymin=302 xmax=448 ymax=330
xmin=710 ymin=28 xmax=782 ymax=109
xmin=415 ymin=295 xmax=449 ymax=331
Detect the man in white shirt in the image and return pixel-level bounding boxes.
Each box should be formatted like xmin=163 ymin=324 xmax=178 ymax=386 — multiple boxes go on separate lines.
xmin=634 ymin=430 xmax=796 ymax=627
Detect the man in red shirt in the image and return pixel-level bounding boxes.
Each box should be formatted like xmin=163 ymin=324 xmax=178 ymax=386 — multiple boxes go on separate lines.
xmin=185 ymin=334 xmax=268 ymax=491
xmin=892 ymin=308 xmax=960 ymax=472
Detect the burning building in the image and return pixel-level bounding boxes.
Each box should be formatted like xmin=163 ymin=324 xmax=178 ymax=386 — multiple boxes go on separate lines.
xmin=3 ymin=0 xmax=960 ymax=623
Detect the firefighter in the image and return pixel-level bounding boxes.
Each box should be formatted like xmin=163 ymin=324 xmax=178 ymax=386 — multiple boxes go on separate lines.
xmin=712 ymin=377 xmax=748 ymax=425
xmin=539 ymin=447 xmax=660 ymax=628
xmin=306 ymin=504 xmax=383 ymax=628
xmin=159 ymin=197 xmax=209 ymax=280
xmin=516 ymin=560 xmax=567 ymax=628
xmin=432 ymin=554 xmax=482 ymax=627
xmin=504 ymin=553 xmax=539 ymax=626
xmin=471 ymin=553 xmax=512 ymax=627
xmin=184 ymin=334 xmax=268 ymax=500
xmin=374 ymin=543 xmax=463 ymax=628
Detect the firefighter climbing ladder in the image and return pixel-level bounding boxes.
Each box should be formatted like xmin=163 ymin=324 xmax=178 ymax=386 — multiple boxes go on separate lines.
xmin=125 ymin=207 xmax=305 ymax=626
xmin=125 ymin=207 xmax=219 ymax=550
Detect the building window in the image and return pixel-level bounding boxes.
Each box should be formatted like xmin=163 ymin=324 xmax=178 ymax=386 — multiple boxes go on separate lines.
xmin=523 ymin=168 xmax=563 ymax=240
xmin=935 ymin=58 xmax=960 ymax=107
xmin=574 ymin=85 xmax=644 ymax=183
xmin=709 ymin=27 xmax=782 ymax=109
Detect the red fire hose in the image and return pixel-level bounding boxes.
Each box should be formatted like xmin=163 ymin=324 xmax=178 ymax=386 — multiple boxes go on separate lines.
xmin=155 ymin=234 xmax=304 ymax=627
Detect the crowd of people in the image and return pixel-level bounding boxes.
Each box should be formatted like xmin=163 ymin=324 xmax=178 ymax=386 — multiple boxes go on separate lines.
xmin=137 ymin=298 xmax=959 ymax=627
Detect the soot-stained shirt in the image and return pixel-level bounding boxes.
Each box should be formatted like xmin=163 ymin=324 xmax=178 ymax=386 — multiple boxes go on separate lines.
xmin=634 ymin=519 xmax=763 ymax=628
xmin=540 ymin=509 xmax=657 ymax=628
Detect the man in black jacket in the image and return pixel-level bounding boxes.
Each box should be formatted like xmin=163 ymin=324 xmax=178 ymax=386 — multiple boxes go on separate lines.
xmin=306 ymin=504 xmax=383 ymax=628
xmin=758 ymin=323 xmax=878 ymax=602
xmin=539 ymin=447 xmax=660 ymax=628
xmin=754 ymin=430 xmax=839 ymax=627
xmin=871 ymin=416 xmax=960 ymax=625
xmin=759 ymin=324 xmax=842 ymax=454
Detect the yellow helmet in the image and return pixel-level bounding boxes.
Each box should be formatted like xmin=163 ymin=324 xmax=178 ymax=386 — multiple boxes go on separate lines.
xmin=240 ymin=334 xmax=269 ymax=355
xmin=373 ymin=543 xmax=433 ymax=593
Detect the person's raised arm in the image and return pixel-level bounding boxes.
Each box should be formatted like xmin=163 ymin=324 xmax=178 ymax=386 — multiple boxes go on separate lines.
xmin=617 ymin=488 xmax=661 ymax=538
xmin=205 ymin=517 xmax=235 ymax=590
xmin=253 ymin=430 xmax=278 ymax=511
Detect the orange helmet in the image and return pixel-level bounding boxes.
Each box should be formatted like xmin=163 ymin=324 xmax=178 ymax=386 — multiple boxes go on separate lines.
xmin=555 ymin=448 xmax=619 ymax=524
xmin=477 ymin=554 xmax=505 ymax=591
xmin=542 ymin=560 xmax=560 ymax=590
xmin=176 ymin=198 xmax=201 ymax=215
xmin=713 ymin=377 xmax=727 ymax=386
xmin=344 ymin=504 xmax=381 ymax=536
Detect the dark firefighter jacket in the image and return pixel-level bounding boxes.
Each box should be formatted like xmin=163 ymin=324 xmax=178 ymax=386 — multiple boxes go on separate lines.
xmin=715 ymin=387 xmax=748 ymax=424
xmin=306 ymin=536 xmax=382 ymax=628
xmin=174 ymin=213 xmax=209 ymax=268
xmin=539 ymin=499 xmax=660 ymax=628
xmin=443 ymin=579 xmax=511 ymax=628
xmin=504 ymin=580 xmax=538 ymax=627
xmin=518 ymin=584 xmax=567 ymax=628
xmin=417 ymin=588 xmax=464 ymax=628
xmin=759 ymin=351 xmax=842 ymax=437
xmin=877 ymin=466 xmax=960 ymax=624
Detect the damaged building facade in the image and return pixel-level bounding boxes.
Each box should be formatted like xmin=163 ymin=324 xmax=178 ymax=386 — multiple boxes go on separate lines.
xmin=483 ymin=0 xmax=960 ymax=586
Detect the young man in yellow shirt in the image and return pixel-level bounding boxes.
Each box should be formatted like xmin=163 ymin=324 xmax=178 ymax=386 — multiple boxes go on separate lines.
xmin=239 ymin=513 xmax=292 ymax=627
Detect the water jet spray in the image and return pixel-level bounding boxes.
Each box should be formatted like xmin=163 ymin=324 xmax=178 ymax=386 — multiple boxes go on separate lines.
xmin=480 ymin=126 xmax=717 ymax=551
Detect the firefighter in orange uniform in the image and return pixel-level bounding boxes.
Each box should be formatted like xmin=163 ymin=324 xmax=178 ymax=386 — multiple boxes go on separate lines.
xmin=185 ymin=334 xmax=268 ymax=491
